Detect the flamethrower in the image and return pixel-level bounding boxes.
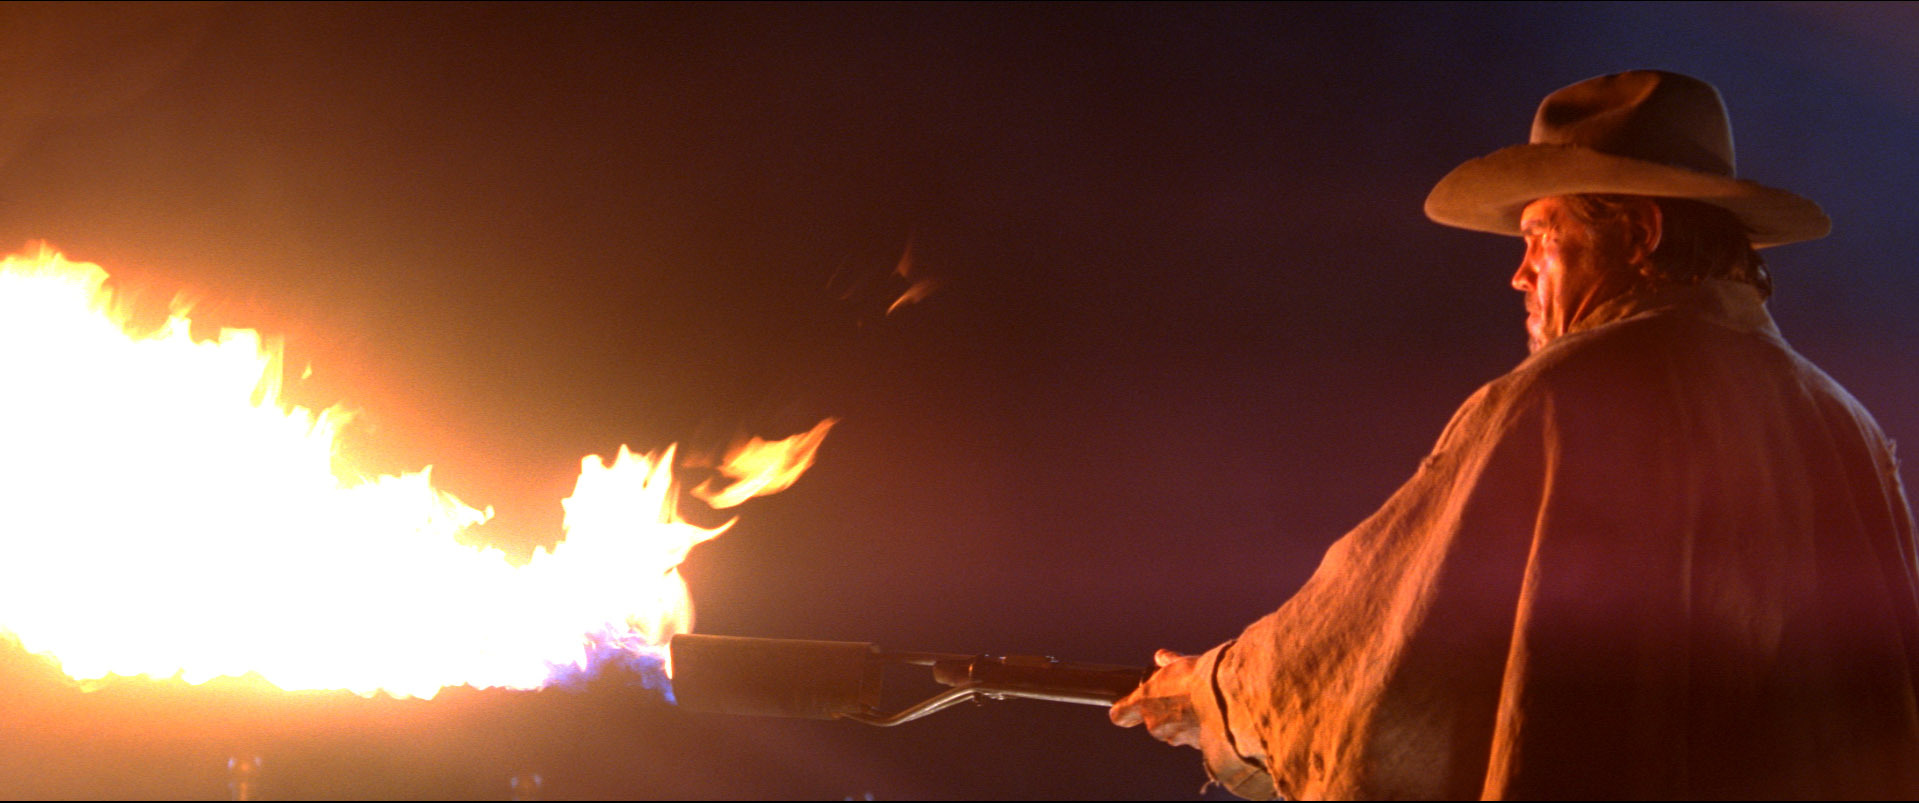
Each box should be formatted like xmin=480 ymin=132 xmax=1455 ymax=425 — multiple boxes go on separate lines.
xmin=669 ymin=634 xmax=1152 ymax=726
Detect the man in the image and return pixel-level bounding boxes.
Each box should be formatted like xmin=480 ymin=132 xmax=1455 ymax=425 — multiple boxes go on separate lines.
xmin=1112 ymin=70 xmax=1919 ymax=799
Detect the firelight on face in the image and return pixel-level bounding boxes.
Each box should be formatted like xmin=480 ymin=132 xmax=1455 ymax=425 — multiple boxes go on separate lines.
xmin=1512 ymin=196 xmax=1641 ymax=353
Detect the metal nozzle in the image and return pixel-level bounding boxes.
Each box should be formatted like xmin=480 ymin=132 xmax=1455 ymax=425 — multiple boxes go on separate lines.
xmin=669 ymin=634 xmax=882 ymax=720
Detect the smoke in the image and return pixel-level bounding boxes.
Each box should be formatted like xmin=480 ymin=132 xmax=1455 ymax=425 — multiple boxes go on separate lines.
xmin=0 ymin=4 xmax=219 ymax=174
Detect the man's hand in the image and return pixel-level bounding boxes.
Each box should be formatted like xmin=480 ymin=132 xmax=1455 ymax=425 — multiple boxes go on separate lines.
xmin=1113 ymin=645 xmax=1278 ymax=799
xmin=1109 ymin=649 xmax=1204 ymax=748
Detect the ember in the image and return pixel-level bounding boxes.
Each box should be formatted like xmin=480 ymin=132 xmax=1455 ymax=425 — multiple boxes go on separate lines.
xmin=0 ymin=245 xmax=829 ymax=700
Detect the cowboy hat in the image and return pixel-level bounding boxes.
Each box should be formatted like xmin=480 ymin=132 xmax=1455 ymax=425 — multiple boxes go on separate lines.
xmin=1424 ymin=70 xmax=1829 ymax=247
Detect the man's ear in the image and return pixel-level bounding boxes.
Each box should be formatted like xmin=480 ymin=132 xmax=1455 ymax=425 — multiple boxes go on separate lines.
xmin=1631 ymin=198 xmax=1663 ymax=264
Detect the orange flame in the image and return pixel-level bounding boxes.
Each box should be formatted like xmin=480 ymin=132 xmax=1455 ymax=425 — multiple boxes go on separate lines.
xmin=692 ymin=419 xmax=836 ymax=510
xmin=884 ymin=240 xmax=938 ymax=316
xmin=0 ymin=245 xmax=825 ymax=699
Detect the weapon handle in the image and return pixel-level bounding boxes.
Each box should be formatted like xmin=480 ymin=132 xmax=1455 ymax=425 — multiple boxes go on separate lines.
xmin=668 ymin=634 xmax=1153 ymax=726
xmin=928 ymin=654 xmax=1151 ymax=705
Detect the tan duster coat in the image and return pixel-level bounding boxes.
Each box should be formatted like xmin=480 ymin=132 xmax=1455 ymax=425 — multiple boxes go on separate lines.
xmin=1194 ymin=280 xmax=1919 ymax=800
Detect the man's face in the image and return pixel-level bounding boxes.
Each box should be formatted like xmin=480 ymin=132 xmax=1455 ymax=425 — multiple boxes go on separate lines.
xmin=1513 ymin=196 xmax=1639 ymax=352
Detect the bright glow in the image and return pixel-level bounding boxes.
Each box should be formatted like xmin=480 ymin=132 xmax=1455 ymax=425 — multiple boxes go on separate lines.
xmin=692 ymin=419 xmax=836 ymax=510
xmin=0 ymin=245 xmax=825 ymax=699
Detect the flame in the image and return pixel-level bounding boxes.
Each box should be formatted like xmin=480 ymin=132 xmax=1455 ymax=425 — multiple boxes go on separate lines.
xmin=0 ymin=245 xmax=825 ymax=699
xmin=691 ymin=419 xmax=836 ymax=510
xmin=884 ymin=240 xmax=938 ymax=317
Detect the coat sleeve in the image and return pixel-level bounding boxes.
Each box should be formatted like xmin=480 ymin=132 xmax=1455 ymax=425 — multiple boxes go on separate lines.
xmin=1188 ymin=640 xmax=1280 ymax=799
xmin=1205 ymin=378 xmax=1554 ymax=800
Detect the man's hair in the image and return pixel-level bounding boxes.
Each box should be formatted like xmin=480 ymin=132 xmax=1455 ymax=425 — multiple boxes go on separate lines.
xmin=1560 ymin=194 xmax=1773 ymax=299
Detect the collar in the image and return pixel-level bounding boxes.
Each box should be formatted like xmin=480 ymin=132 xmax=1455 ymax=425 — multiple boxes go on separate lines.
xmin=1554 ymin=278 xmax=1782 ymax=345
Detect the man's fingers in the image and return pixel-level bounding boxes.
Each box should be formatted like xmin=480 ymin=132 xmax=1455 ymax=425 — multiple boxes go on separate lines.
xmin=1148 ymin=716 xmax=1201 ymax=748
xmin=1115 ymin=650 xmax=1201 ymax=740
xmin=1128 ymin=696 xmax=1201 ymax=748
xmin=1110 ymin=691 xmax=1144 ymax=727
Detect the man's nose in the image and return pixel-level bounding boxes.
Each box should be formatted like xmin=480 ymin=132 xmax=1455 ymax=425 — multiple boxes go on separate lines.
xmin=1511 ymin=258 xmax=1535 ymax=292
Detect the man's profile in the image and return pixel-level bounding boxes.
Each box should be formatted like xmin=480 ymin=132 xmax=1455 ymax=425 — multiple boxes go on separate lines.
xmin=1112 ymin=70 xmax=1919 ymax=800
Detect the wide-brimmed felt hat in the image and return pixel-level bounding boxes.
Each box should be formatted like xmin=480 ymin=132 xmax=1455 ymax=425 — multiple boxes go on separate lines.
xmin=1424 ymin=70 xmax=1829 ymax=248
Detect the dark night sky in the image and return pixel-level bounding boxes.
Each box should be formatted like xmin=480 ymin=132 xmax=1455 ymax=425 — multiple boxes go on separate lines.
xmin=0 ymin=2 xmax=1915 ymax=799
